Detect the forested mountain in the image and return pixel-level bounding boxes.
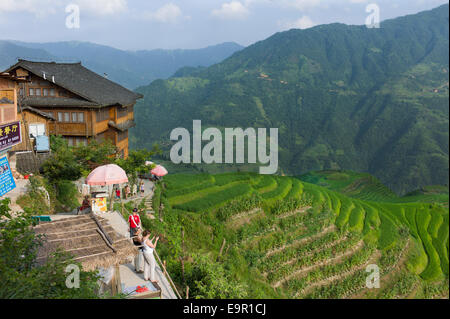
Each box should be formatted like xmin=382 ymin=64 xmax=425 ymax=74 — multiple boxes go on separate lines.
xmin=0 ymin=40 xmax=244 ymax=88
xmin=132 ymin=4 xmax=449 ymax=194
xmin=0 ymin=41 xmax=56 ymax=68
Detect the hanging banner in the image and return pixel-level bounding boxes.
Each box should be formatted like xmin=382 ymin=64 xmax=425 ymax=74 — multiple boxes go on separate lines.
xmin=0 ymin=156 xmax=16 ymax=197
xmin=0 ymin=121 xmax=22 ymax=152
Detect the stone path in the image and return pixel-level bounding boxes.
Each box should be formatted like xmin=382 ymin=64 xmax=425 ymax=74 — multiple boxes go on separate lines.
xmin=1 ymin=179 xmax=29 ymax=213
xmin=95 ymin=180 xmax=178 ymax=300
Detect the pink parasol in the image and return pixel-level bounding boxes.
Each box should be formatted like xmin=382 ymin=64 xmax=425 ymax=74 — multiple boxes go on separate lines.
xmin=86 ymin=164 xmax=128 ymax=186
xmin=151 ymin=165 xmax=168 ymax=177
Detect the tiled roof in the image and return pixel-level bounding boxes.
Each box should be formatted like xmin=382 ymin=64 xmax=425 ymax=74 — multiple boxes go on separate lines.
xmin=21 ymin=97 xmax=99 ymax=108
xmin=22 ymin=106 xmax=56 ymax=120
xmin=5 ymin=60 xmax=143 ymax=107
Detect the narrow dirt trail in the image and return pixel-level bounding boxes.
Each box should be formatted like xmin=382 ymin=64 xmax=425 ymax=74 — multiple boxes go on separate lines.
xmin=265 ymin=225 xmax=336 ymax=258
xmin=276 ymin=206 xmax=312 ymax=219
xmin=262 ymin=235 xmax=349 ymax=277
xmin=296 ymin=250 xmax=382 ymax=297
xmin=272 ymin=240 xmax=365 ymax=288
xmin=349 ymin=239 xmax=411 ymax=299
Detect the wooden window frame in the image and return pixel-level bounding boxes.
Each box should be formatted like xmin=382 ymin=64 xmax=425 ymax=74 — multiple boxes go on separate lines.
xmin=117 ymin=106 xmax=128 ymax=119
xmin=117 ymin=130 xmax=128 ymax=142
xmin=96 ymin=108 xmax=110 ymax=123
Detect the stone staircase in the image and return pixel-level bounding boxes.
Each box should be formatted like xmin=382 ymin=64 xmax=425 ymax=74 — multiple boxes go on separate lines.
xmin=144 ymin=196 xmax=155 ymax=219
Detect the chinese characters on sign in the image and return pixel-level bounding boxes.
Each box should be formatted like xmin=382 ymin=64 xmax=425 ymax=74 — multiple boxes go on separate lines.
xmin=0 ymin=121 xmax=21 ymax=152
xmin=0 ymin=156 xmax=16 ymax=197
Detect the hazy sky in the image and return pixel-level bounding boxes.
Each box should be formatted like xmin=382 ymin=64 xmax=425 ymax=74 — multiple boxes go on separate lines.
xmin=0 ymin=0 xmax=448 ymax=50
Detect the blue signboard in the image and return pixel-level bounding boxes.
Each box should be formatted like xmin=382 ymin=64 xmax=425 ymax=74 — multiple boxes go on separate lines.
xmin=0 ymin=156 xmax=16 ymax=197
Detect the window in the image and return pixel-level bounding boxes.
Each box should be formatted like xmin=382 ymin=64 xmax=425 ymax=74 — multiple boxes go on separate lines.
xmin=35 ymin=88 xmax=41 ymax=96
xmin=29 ymin=123 xmax=45 ymax=137
xmin=29 ymin=88 xmax=34 ymax=96
xmin=118 ymin=130 xmax=128 ymax=142
xmin=49 ymin=88 xmax=56 ymax=96
xmin=96 ymin=108 xmax=110 ymax=122
xmin=76 ymin=137 xmax=87 ymax=146
xmin=19 ymin=88 xmax=24 ymax=96
xmin=117 ymin=106 xmax=128 ymax=118
xmin=67 ymin=137 xmax=74 ymax=147
xmin=43 ymin=88 xmax=49 ymax=96
xmin=72 ymin=112 xmax=85 ymax=123
xmin=58 ymin=112 xmax=70 ymax=122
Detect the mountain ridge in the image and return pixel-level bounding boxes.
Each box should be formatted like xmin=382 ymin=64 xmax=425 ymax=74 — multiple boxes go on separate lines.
xmin=0 ymin=40 xmax=244 ymax=89
xmin=131 ymin=4 xmax=449 ymax=194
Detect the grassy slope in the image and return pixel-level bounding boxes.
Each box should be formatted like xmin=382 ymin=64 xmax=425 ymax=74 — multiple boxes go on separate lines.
xmin=144 ymin=172 xmax=449 ymax=299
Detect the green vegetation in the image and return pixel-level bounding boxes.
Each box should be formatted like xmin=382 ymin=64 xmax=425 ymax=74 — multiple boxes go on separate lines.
xmin=0 ymin=199 xmax=104 ymax=298
xmin=17 ymin=135 xmax=158 ymax=214
xmin=131 ymin=5 xmax=449 ymax=195
xmin=140 ymin=171 xmax=449 ymax=299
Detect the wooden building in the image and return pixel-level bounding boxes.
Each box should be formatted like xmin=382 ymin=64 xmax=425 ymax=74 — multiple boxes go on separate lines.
xmin=11 ymin=106 xmax=55 ymax=152
xmin=4 ymin=60 xmax=142 ymax=158
xmin=0 ymin=73 xmax=19 ymax=126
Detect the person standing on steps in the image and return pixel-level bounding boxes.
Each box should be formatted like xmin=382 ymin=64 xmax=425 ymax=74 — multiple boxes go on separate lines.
xmin=125 ymin=184 xmax=131 ymax=199
xmin=132 ymin=183 xmax=137 ymax=197
xmin=128 ymin=208 xmax=141 ymax=238
xmin=132 ymin=228 xmax=144 ymax=273
xmin=141 ymin=230 xmax=159 ymax=284
xmin=140 ymin=181 xmax=145 ymax=196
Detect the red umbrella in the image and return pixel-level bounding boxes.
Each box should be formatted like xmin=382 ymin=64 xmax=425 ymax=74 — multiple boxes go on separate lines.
xmin=151 ymin=165 xmax=168 ymax=177
xmin=86 ymin=164 xmax=128 ymax=186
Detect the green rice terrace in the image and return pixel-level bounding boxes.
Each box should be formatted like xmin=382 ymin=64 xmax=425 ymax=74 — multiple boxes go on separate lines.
xmin=142 ymin=171 xmax=449 ymax=299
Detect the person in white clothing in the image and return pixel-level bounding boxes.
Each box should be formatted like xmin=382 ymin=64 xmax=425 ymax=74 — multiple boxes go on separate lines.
xmin=141 ymin=230 xmax=159 ymax=283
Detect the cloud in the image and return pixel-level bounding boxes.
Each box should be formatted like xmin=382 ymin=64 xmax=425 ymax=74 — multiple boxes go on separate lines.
xmin=212 ymin=1 xmax=250 ymax=20
xmin=75 ymin=0 xmax=128 ymax=15
xmin=0 ymin=0 xmax=61 ymax=17
xmin=282 ymin=0 xmax=322 ymax=10
xmin=142 ymin=3 xmax=185 ymax=23
xmin=283 ymin=15 xmax=316 ymax=29
xmin=0 ymin=0 xmax=128 ymax=17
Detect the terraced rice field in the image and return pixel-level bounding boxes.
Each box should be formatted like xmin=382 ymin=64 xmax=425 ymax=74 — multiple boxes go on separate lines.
xmin=154 ymin=172 xmax=449 ymax=299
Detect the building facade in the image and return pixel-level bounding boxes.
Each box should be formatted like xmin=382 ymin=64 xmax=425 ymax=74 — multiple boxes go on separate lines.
xmin=4 ymin=60 xmax=142 ymax=158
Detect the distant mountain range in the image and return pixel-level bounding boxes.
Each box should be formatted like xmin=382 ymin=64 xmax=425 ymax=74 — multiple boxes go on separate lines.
xmin=0 ymin=40 xmax=244 ymax=88
xmin=131 ymin=4 xmax=449 ymax=194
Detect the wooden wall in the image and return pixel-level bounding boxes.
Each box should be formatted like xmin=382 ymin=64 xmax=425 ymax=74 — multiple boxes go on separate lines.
xmin=10 ymin=111 xmax=51 ymax=152
xmin=0 ymin=77 xmax=18 ymax=125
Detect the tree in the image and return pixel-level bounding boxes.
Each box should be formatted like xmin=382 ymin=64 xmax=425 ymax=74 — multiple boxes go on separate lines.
xmin=73 ymin=139 xmax=117 ymax=173
xmin=42 ymin=136 xmax=83 ymax=182
xmin=185 ymin=253 xmax=248 ymax=299
xmin=115 ymin=145 xmax=161 ymax=186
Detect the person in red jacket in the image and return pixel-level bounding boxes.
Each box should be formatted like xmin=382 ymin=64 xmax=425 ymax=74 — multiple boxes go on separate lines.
xmin=128 ymin=208 xmax=141 ymax=238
